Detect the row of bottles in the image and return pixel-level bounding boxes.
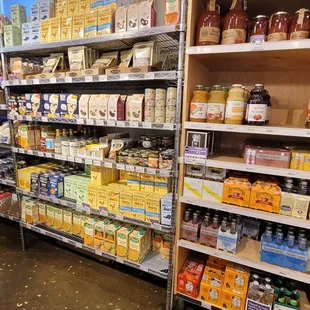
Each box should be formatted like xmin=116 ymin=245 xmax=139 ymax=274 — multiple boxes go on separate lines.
xmin=189 ymin=84 xmax=271 ymax=125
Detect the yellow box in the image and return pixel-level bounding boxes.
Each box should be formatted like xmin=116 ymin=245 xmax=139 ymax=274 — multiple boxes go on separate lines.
xmin=249 ymin=182 xmax=281 ymax=213
xmin=61 ymin=16 xmax=72 ymax=40
xmin=201 ymin=266 xmax=225 ymax=289
xmin=63 ymin=209 xmax=73 ymax=234
xmin=140 ymin=174 xmax=154 ymax=192
xmin=84 ymin=219 xmax=98 ymax=248
xmin=87 ymin=184 xmax=98 ymax=209
xmin=50 ymin=17 xmax=62 ymax=42
xmin=24 ymin=200 xmax=39 ymax=224
xmin=19 ymin=125 xmax=36 ymax=150
xmin=91 ymin=166 xmax=111 ymax=185
xmin=97 ymin=6 xmax=114 ymax=36
xmin=145 ymin=193 xmax=163 ymax=224
xmin=132 ymin=192 xmax=149 ymax=221
xmin=38 ymin=201 xmax=46 ymax=224
xmin=73 ymin=212 xmax=82 ymax=236
xmin=303 ymin=154 xmax=310 ymax=171
xmin=128 ymin=228 xmax=149 ymax=264
xmin=127 ymin=172 xmax=141 ymax=191
xmin=220 ymin=290 xmax=246 ymax=310
xmin=154 ymin=176 xmax=171 ymax=194
xmin=79 ymin=0 xmax=90 ymax=13
xmin=67 ymin=0 xmax=79 ymax=16
xmin=84 ymin=11 xmax=97 ymax=38
xmin=108 ymin=190 xmax=120 ymax=214
xmin=119 ymin=191 xmax=132 ymax=217
xmin=290 ymin=151 xmax=306 ymax=170
xmin=96 ymin=186 xmax=109 ymax=211
xmin=119 ymin=170 xmax=127 ymax=181
xmin=104 ymin=221 xmax=123 ymax=255
xmin=222 ymin=177 xmax=251 ymax=208
xmin=223 ymin=262 xmax=250 ymax=296
xmin=40 ymin=19 xmax=51 ymax=43
xmin=54 ymin=208 xmax=64 ymax=231
xmin=72 ymin=14 xmax=85 ymax=39
xmin=46 ymin=205 xmax=55 ymax=227
xmin=94 ymin=218 xmax=113 ymax=251
xmin=199 ymin=283 xmax=222 ymax=307
xmin=56 ymin=1 xmax=68 ymax=17
xmin=117 ymin=224 xmax=135 ymax=259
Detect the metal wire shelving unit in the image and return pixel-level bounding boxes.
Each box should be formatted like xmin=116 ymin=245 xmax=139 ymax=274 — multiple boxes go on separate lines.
xmin=0 ymin=3 xmax=187 ymax=309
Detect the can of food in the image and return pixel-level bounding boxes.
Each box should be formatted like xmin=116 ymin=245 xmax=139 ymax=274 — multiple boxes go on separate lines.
xmin=145 ymin=88 xmax=155 ymax=107
xmin=155 ymin=88 xmax=167 ymax=107
xmin=155 ymin=116 xmax=166 ymax=123
xmin=166 ymin=115 xmax=176 ymax=123
xmin=166 ymin=87 xmax=177 ymax=106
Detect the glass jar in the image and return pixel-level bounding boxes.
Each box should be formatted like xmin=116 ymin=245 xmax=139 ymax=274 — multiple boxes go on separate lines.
xmin=289 ymin=9 xmax=310 ymax=40
xmin=118 ymin=151 xmax=128 ymax=164
xmin=159 ymin=150 xmax=173 ymax=170
xmin=207 ymin=85 xmax=226 ymax=123
xmin=224 ymin=84 xmax=245 ymax=125
xmin=40 ymin=126 xmax=49 ymax=152
xmin=162 ymin=136 xmax=173 ymax=149
xmin=139 ymin=152 xmax=149 ymax=167
xmin=196 ymin=0 xmax=221 ymax=46
xmin=245 ymin=84 xmax=268 ymax=126
xmin=189 ymin=85 xmax=210 ymax=122
xmin=248 ymin=15 xmax=269 ymax=42
xmin=142 ymin=137 xmax=153 ymax=149
xmin=268 ymin=12 xmax=290 ymax=41
xmin=222 ymin=0 xmax=248 ymax=44
xmin=148 ymin=151 xmax=159 ymax=168
xmin=127 ymin=152 xmax=139 ymax=166
xmin=46 ymin=128 xmax=56 ymax=153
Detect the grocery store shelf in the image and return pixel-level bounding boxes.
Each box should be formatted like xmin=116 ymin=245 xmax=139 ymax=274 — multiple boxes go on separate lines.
xmin=9 ymin=115 xmax=175 ymax=130
xmin=0 ymin=143 xmax=12 ymax=149
xmin=21 ymin=221 xmax=169 ymax=279
xmin=179 ymin=196 xmax=310 ymax=230
xmin=0 ymin=212 xmax=20 ymax=222
xmin=2 ymin=25 xmax=180 ymax=55
xmin=12 ymin=147 xmax=173 ymax=177
xmin=178 ymin=239 xmax=310 ymax=284
xmin=184 ymin=122 xmax=310 ymax=138
xmin=4 ymin=71 xmax=178 ymax=87
xmin=176 ymin=293 xmax=222 ymax=310
xmin=16 ymin=187 xmax=171 ymax=233
xmin=186 ymin=40 xmax=310 ymax=71
xmin=0 ymin=179 xmax=16 ymax=187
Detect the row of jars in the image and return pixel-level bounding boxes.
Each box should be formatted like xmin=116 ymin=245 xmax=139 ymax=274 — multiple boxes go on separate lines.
xmin=189 ymin=84 xmax=271 ymax=126
xmin=196 ymin=0 xmax=310 ymax=45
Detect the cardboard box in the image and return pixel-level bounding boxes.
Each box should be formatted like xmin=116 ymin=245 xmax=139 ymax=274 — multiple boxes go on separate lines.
xmin=105 ymin=67 xmax=127 ymax=75
xmin=67 ymin=0 xmax=79 ymax=16
xmin=128 ymin=228 xmax=150 ymax=263
xmin=72 ymin=14 xmax=85 ymax=39
xmin=84 ymin=219 xmax=97 ymax=247
xmin=97 ymin=94 xmax=110 ymax=120
xmin=104 ymin=221 xmax=123 ymax=255
xmin=161 ymin=193 xmax=172 ymax=226
xmin=107 ymin=94 xmax=126 ymax=121
xmin=61 ymin=17 xmax=72 ymax=41
xmin=63 ymin=209 xmax=73 ymax=234
xmin=84 ymin=11 xmax=97 ymax=38
xmin=42 ymin=93 xmax=61 ymax=117
xmin=11 ymin=4 xmax=26 ymax=27
xmin=22 ymin=22 xmax=31 ymax=45
xmin=50 ymin=17 xmax=62 ymax=42
xmin=25 ymin=93 xmax=43 ymax=116
xmin=97 ymin=6 xmax=114 ymax=36
xmin=54 ymin=208 xmax=64 ymax=230
xmin=31 ymin=4 xmax=40 ymax=23
xmin=4 ymin=25 xmax=21 ymax=47
xmin=24 ymin=199 xmax=39 ymax=224
xmin=81 ymin=68 xmax=104 ymax=76
xmin=183 ymin=177 xmax=203 ymax=199
xmin=30 ymin=22 xmax=40 ymax=44
xmin=139 ymin=0 xmax=156 ymax=29
xmin=127 ymin=3 xmax=139 ymax=31
xmin=202 ymin=180 xmax=223 ymax=203
xmin=117 ymin=224 xmax=135 ymax=259
xmin=46 ymin=205 xmax=55 ymax=227
xmin=79 ymin=94 xmax=90 ymax=119
xmin=119 ymin=191 xmax=132 ymax=217
xmin=115 ymin=5 xmax=127 ymax=32
xmin=79 ymin=0 xmax=90 ymax=13
xmin=40 ymin=19 xmax=51 ymax=43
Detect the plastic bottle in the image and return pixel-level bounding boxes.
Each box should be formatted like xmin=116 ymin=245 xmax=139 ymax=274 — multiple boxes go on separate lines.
xmin=225 ymin=84 xmax=245 ymax=125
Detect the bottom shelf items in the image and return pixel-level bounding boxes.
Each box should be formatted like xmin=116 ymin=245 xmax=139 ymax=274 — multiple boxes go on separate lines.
xmin=20 ymin=222 xmax=169 ymax=279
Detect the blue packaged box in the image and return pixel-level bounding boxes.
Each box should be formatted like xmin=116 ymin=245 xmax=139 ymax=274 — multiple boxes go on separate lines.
xmin=25 ymin=93 xmax=43 ymax=116
xmin=42 ymin=93 xmax=61 ymax=117
xmin=284 ymin=242 xmax=308 ymax=273
xmin=59 ymin=93 xmax=79 ymax=119
xmin=260 ymin=234 xmax=286 ymax=267
xmin=48 ymin=173 xmax=64 ymax=198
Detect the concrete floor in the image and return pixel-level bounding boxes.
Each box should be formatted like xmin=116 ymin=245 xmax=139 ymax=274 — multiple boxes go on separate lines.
xmin=0 ymin=220 xmax=169 ymax=310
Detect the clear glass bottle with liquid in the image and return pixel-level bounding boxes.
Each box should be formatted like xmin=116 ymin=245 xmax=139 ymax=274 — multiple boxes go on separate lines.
xmin=54 ymin=129 xmax=62 ymax=154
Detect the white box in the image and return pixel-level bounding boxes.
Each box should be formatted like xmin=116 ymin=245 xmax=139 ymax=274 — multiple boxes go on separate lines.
xmin=79 ymin=94 xmax=90 ymax=119
xmin=31 ymin=4 xmax=40 ymax=23
xmin=127 ymin=3 xmax=139 ymax=31
xmin=202 ymin=180 xmax=223 ymax=203
xmin=161 ymin=193 xmax=172 ymax=226
xmin=22 ymin=22 xmax=32 ymax=45
xmin=183 ymin=177 xmax=203 ymax=199
xmin=31 ymin=22 xmax=40 ymax=43
xmin=139 ymin=0 xmax=156 ymax=29
xmin=97 ymin=94 xmax=110 ymax=120
xmin=88 ymin=94 xmax=99 ymax=119
xmin=40 ymin=1 xmax=55 ymax=20
xmin=115 ymin=5 xmax=127 ymax=32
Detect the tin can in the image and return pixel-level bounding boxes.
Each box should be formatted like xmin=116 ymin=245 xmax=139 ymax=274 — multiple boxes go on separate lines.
xmin=155 ymin=88 xmax=167 ymax=107
xmin=166 ymin=87 xmax=177 ymax=106
xmin=145 ymin=88 xmax=155 ymax=107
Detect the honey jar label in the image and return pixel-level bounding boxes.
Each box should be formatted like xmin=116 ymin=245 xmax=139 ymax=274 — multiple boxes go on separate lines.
xmin=199 ymin=26 xmax=220 ymax=44
xmin=207 ymin=103 xmax=225 ymax=121
xmin=267 ymin=32 xmax=287 ymax=41
xmin=222 ymin=29 xmax=246 ymax=44
xmin=298 ymin=8 xmax=306 ymax=25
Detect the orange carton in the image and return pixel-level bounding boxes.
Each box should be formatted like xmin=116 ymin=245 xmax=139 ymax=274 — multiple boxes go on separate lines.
xmin=222 ymin=177 xmax=251 ymax=207
xmin=24 ymin=200 xmax=39 ymax=224
xmin=220 ymin=290 xmax=246 ymax=310
xmin=38 ymin=201 xmax=46 ymax=223
xmin=199 ymin=284 xmax=222 ymax=306
xmin=72 ymin=212 xmax=82 ymax=236
xmin=207 ymin=256 xmax=227 ymax=268
xmin=177 ymin=258 xmax=205 ymax=298
xmin=63 ymin=209 xmax=73 ymax=234
xmin=84 ymin=219 xmax=98 ymax=248
xmin=223 ymin=262 xmax=250 ymax=296
xmin=104 ymin=221 xmax=123 ymax=255
xmin=54 ymin=208 xmax=64 ymax=231
xmin=117 ymin=224 xmax=136 ymax=259
xmin=46 ymin=205 xmax=55 ymax=227
xmin=94 ymin=218 xmax=113 ymax=251
xmin=249 ymin=181 xmax=281 ymax=213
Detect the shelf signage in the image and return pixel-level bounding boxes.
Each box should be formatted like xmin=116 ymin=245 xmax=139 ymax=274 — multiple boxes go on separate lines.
xmin=184 ymin=147 xmax=208 ymax=165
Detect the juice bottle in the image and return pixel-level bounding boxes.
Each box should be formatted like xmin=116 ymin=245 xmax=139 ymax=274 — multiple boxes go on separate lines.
xmin=224 ymin=84 xmax=245 ymax=125
xmin=207 ymin=85 xmax=226 ymax=123
xmin=189 ymin=85 xmax=210 ymax=122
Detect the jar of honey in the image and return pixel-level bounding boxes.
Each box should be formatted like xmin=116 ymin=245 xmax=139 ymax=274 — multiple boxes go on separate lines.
xmin=289 ymin=9 xmax=310 ymax=40
xmin=248 ymin=15 xmax=269 ymax=42
xmin=268 ymin=12 xmax=290 ymax=41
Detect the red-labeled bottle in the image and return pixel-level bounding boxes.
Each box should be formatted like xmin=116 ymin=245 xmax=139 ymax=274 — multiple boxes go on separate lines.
xmin=196 ymin=0 xmax=221 ymax=46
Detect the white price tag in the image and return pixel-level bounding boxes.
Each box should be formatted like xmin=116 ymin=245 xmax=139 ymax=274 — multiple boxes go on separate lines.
xmin=120 ymin=74 xmax=129 ymax=80
xmin=95 ymin=120 xmax=104 ymax=125
xmin=12 ymin=147 xmax=18 ymax=152
xmin=116 ymin=214 xmax=123 ymax=221
xmin=107 ymin=120 xmax=115 ymax=126
xmin=19 ymin=148 xmax=25 ymax=153
xmin=161 ymin=170 xmax=171 ymax=177
xmin=100 ymin=210 xmax=108 ymax=217
xmin=67 ymin=156 xmax=75 ymax=162
xmin=33 ymin=79 xmax=40 ymax=84
xmin=252 ymin=39 xmax=264 ymax=51
xmin=117 ymin=121 xmax=125 ymax=127
xmin=163 ymin=123 xmax=174 ymax=130
xmin=126 ymin=165 xmax=135 ymax=172
xmin=146 ymin=168 xmax=156 ymax=175
xmin=98 ymin=75 xmax=107 ymax=81
xmin=140 ymin=265 xmax=149 ymax=272
xmin=46 ymin=153 xmax=53 ymax=158
xmin=116 ymin=257 xmax=124 ymax=264
xmin=75 ymin=157 xmax=83 ymax=163
xmin=145 ymin=72 xmax=155 ymax=79
xmin=142 ymin=123 xmax=152 ymax=128
xmin=21 ymin=80 xmax=27 ymax=85
xmin=135 ymin=166 xmax=145 ymax=173
xmin=41 ymin=116 xmax=48 ymax=122
xmin=26 ymin=115 xmax=32 ymax=121
xmin=93 ymin=160 xmax=101 ymax=166
xmin=50 ymin=78 xmax=57 ymax=83
xmin=55 ymin=154 xmax=66 ymax=160
xmin=151 ymin=223 xmax=161 ymax=231
xmin=86 ymin=119 xmax=94 ymax=125
xmin=116 ymin=163 xmax=125 ymax=170
xmin=77 ymin=119 xmax=85 ymax=124
xmin=27 ymin=150 xmax=34 ymax=155
xmin=13 ymin=79 xmax=19 ymax=85
xmin=65 ymin=77 xmax=72 ymax=83
xmin=75 ymin=243 xmax=83 ymax=249
xmin=104 ymin=162 xmax=113 ymax=168
xmin=201 ymin=301 xmax=211 ymax=309
xmin=85 ymin=158 xmax=93 ymax=165
xmin=95 ymin=249 xmax=102 ymax=256
xmin=85 ymin=76 xmax=93 ymax=82
xmin=130 ymin=122 xmax=139 ymax=128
